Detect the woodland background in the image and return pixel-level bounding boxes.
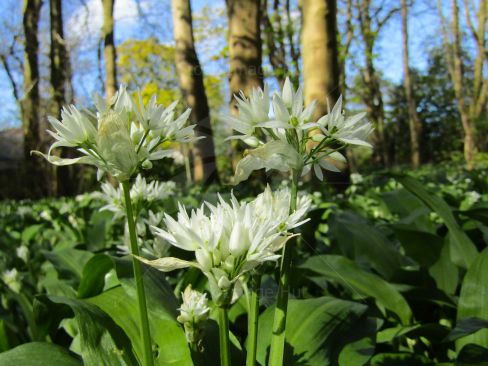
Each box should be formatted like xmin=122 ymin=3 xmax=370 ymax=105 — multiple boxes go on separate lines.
xmin=0 ymin=0 xmax=486 ymax=197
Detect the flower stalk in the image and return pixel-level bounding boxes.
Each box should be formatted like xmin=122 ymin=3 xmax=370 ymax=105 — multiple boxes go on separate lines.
xmin=246 ymin=274 xmax=261 ymax=366
xmin=218 ymin=306 xmax=231 ymax=366
xmin=122 ymin=181 xmax=154 ymax=366
xmin=268 ymin=169 xmax=300 ymax=366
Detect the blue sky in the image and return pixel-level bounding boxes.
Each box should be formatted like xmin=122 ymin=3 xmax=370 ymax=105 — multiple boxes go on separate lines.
xmin=0 ymin=0 xmax=472 ymax=130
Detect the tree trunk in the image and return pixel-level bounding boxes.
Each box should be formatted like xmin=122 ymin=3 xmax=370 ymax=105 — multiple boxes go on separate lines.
xmin=102 ymin=0 xmax=117 ymax=99
xmin=451 ymin=0 xmax=474 ymax=168
xmin=22 ymin=0 xmax=43 ymax=196
xmin=225 ymin=0 xmax=263 ymax=114
xmin=172 ymin=0 xmax=219 ymax=184
xmin=50 ymin=0 xmax=77 ymax=195
xmin=400 ymin=0 xmax=422 ymax=169
xmin=285 ymin=0 xmax=300 ymax=88
xmin=357 ymin=0 xmax=389 ymax=167
xmin=262 ymin=0 xmax=288 ymax=87
xmin=302 ymin=0 xmax=349 ymax=190
xmin=302 ymin=0 xmax=340 ymax=115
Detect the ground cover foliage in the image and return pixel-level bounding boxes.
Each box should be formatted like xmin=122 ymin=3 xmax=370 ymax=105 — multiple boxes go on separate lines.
xmin=0 ymin=163 xmax=487 ymax=365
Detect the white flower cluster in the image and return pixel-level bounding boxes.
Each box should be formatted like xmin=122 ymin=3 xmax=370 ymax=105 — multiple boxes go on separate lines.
xmin=34 ymin=86 xmax=198 ymax=181
xmin=177 ymin=285 xmax=210 ymax=345
xmin=224 ymin=78 xmax=373 ymax=183
xmin=137 ymin=186 xmax=311 ymax=306
xmin=98 ymin=174 xmax=176 ymax=219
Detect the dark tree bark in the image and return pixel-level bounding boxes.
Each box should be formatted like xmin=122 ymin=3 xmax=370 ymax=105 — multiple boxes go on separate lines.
xmin=400 ymin=0 xmax=422 ymax=168
xmin=262 ymin=0 xmax=288 ymax=87
xmin=302 ymin=0 xmax=341 ymax=115
xmin=50 ymin=0 xmax=77 ymax=195
xmin=102 ymin=0 xmax=117 ymax=99
xmin=172 ymin=0 xmax=219 ymax=184
xmin=356 ymin=0 xmax=397 ymax=167
xmin=22 ymin=0 xmax=44 ymax=196
xmin=225 ymin=0 xmax=264 ymax=114
xmin=22 ymin=0 xmax=42 ymax=156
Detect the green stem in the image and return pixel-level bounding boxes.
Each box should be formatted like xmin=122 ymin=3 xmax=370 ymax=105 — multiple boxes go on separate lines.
xmin=268 ymin=169 xmax=299 ymax=366
xmin=218 ymin=307 xmax=231 ymax=366
xmin=246 ymin=275 xmax=261 ymax=366
xmin=122 ymin=181 xmax=154 ymax=366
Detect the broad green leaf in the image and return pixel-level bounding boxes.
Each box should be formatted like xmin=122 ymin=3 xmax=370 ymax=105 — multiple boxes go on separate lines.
xmin=457 ymin=248 xmax=488 ymax=350
xmin=113 ymin=258 xmax=179 ymax=319
xmin=37 ymin=295 xmax=137 ymax=366
xmin=301 ymin=255 xmax=412 ymax=324
xmin=77 ymin=254 xmax=115 ymax=298
xmin=256 ymin=297 xmax=369 ymax=365
xmin=370 ymin=352 xmax=434 ymax=365
xmin=377 ymin=323 xmax=449 ymax=344
xmin=86 ymin=210 xmax=113 ymax=250
xmin=338 ymin=316 xmax=377 ymax=366
xmin=382 ymin=189 xmax=434 ymax=232
xmin=87 ymin=286 xmax=192 ymax=366
xmin=392 ymin=225 xmax=458 ymax=294
xmin=392 ymin=225 xmax=443 ymax=267
xmin=43 ymin=248 xmax=94 ymax=283
xmin=330 ymin=212 xmax=405 ymax=280
xmin=445 ymin=318 xmax=488 ymax=343
xmin=456 ymin=344 xmax=488 ymax=366
xmin=0 ymin=342 xmax=81 ymax=366
xmin=394 ymin=175 xmax=477 ymax=268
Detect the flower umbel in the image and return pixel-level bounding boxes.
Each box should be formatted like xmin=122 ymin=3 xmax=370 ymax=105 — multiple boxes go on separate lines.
xmin=136 ymin=186 xmax=310 ymax=307
xmin=224 ymin=78 xmax=373 ymax=183
xmin=34 ymin=86 xmax=198 ymax=182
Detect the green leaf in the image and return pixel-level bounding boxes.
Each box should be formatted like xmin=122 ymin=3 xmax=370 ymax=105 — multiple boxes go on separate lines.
xmin=77 ymin=254 xmax=115 ymax=298
xmin=256 ymin=297 xmax=369 ymax=365
xmin=445 ymin=318 xmax=488 ymax=343
xmin=43 ymin=248 xmax=94 ymax=283
xmin=0 ymin=342 xmax=81 ymax=366
xmin=394 ymin=174 xmax=477 ymax=268
xmin=330 ymin=212 xmax=405 ymax=280
xmin=301 ymin=255 xmax=412 ymax=324
xmin=456 ymin=344 xmax=488 ymax=366
xmin=37 ymin=295 xmax=138 ymax=366
xmin=87 ymin=286 xmax=192 ymax=366
xmin=457 ymin=248 xmax=488 ymax=350
xmin=370 ymin=353 xmax=434 ymax=365
xmin=85 ymin=210 xmax=113 ymax=250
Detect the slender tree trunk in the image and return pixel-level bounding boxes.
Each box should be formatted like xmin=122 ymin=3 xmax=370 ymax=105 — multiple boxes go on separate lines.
xmin=225 ymin=0 xmax=263 ymax=114
xmin=50 ymin=0 xmax=76 ymax=195
xmin=285 ymin=0 xmax=300 ymax=88
xmin=400 ymin=0 xmax=422 ymax=169
xmin=22 ymin=0 xmax=43 ymax=196
xmin=302 ymin=0 xmax=340 ymax=114
xmin=262 ymin=0 xmax=288 ymax=87
xmin=338 ymin=0 xmax=353 ymax=103
xmin=437 ymin=0 xmax=476 ymax=169
xmin=451 ymin=0 xmax=474 ymax=168
xmin=357 ymin=0 xmax=388 ymax=167
xmin=462 ymin=0 xmax=487 ymax=151
xmin=302 ymin=0 xmax=349 ymax=189
xmin=102 ymin=0 xmax=117 ymax=99
xmin=172 ymin=0 xmax=219 ymax=184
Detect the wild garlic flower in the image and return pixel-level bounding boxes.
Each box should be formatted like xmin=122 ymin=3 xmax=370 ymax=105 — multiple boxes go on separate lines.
xmin=98 ymin=175 xmax=176 ymax=219
xmin=34 ymin=86 xmax=197 ymax=182
xmin=224 ymin=78 xmax=373 ymax=183
xmin=137 ymin=186 xmax=310 ymax=307
xmin=177 ymin=285 xmax=210 ymax=345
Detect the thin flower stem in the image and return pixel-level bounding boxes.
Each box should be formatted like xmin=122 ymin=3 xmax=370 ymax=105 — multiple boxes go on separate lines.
xmin=218 ymin=306 xmax=231 ymax=366
xmin=268 ymin=169 xmax=300 ymax=366
xmin=246 ymin=275 xmax=261 ymax=366
xmin=122 ymin=181 xmax=154 ymax=366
